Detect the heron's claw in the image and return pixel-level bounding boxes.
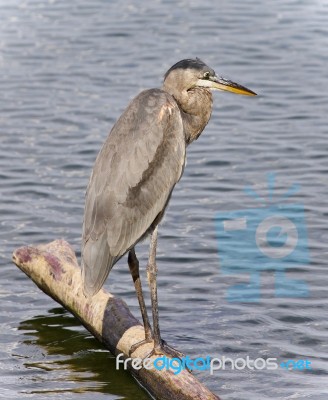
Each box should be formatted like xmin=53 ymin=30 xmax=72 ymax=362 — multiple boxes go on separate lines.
xmin=158 ymin=340 xmax=185 ymax=359
xmin=130 ymin=338 xmax=190 ymax=373
xmin=147 ymin=340 xmax=190 ymax=364
xmin=129 ymin=337 xmax=153 ymax=356
xmin=146 ymin=340 xmax=191 ymax=372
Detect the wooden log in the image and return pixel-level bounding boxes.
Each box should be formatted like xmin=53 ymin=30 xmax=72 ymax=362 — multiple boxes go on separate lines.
xmin=12 ymin=239 xmax=220 ymax=400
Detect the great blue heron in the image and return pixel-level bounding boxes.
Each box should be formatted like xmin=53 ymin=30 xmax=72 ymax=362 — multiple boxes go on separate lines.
xmin=82 ymin=58 xmax=256 ymax=358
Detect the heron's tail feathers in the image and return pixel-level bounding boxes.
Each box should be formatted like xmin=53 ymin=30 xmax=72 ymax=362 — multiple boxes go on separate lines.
xmin=81 ymin=233 xmax=115 ymax=298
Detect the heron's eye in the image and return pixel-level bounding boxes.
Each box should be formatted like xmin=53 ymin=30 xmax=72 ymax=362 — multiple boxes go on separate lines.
xmin=203 ymin=71 xmax=210 ymax=79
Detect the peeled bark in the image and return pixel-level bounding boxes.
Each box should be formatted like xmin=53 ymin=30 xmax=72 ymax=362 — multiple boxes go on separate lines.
xmin=12 ymin=239 xmax=220 ymax=400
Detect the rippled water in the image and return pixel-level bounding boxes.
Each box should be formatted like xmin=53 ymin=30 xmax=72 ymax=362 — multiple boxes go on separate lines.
xmin=1 ymin=0 xmax=328 ymax=399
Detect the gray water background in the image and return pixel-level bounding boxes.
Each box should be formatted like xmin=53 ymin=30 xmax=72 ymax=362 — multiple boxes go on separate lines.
xmin=0 ymin=0 xmax=328 ymax=399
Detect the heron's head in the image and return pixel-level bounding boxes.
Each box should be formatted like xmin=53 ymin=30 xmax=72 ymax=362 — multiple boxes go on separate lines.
xmin=163 ymin=58 xmax=256 ymax=99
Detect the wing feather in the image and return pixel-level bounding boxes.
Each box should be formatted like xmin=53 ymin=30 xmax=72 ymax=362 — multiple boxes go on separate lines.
xmin=82 ymin=89 xmax=185 ymax=296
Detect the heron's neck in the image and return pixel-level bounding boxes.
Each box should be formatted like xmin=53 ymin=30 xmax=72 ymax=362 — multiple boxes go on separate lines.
xmin=165 ymin=87 xmax=213 ymax=145
xmin=180 ymin=105 xmax=212 ymax=145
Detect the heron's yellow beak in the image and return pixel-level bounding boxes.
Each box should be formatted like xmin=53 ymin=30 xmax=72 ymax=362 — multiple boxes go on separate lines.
xmin=197 ymin=75 xmax=257 ymax=96
xmin=210 ymin=76 xmax=257 ymax=96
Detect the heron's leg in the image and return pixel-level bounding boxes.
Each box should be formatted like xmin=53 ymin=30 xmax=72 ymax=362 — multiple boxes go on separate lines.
xmin=147 ymin=226 xmax=161 ymax=351
xmin=128 ymin=248 xmax=152 ymax=338
xmin=147 ymin=226 xmax=184 ymax=359
xmin=128 ymin=248 xmax=153 ymax=355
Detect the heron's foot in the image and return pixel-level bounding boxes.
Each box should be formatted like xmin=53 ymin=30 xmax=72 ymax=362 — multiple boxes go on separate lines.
xmin=147 ymin=340 xmax=184 ymax=360
xmin=147 ymin=341 xmax=191 ymax=372
xmin=129 ymin=337 xmax=153 ymax=356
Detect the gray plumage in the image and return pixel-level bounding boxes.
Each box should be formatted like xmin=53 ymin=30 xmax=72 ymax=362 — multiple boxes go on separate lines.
xmin=82 ymin=89 xmax=185 ymax=295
